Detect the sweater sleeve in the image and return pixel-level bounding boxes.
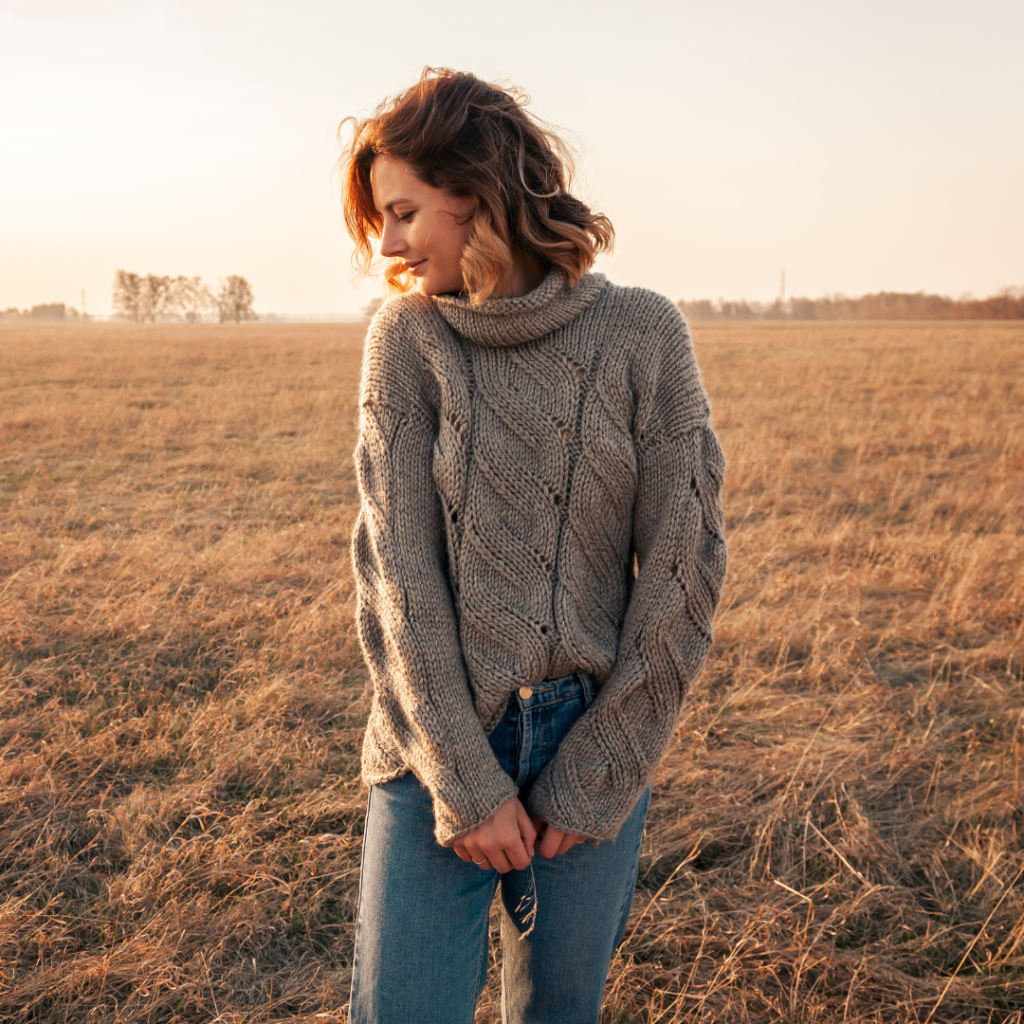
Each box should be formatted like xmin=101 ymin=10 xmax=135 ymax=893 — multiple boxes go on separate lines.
xmin=350 ymin=302 xmax=518 ymax=847
xmin=526 ymin=297 xmax=727 ymax=841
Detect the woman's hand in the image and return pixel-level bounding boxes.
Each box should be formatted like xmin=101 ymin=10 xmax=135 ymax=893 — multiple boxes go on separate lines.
xmin=452 ymin=797 xmax=536 ymax=873
xmin=531 ymin=815 xmax=588 ymax=858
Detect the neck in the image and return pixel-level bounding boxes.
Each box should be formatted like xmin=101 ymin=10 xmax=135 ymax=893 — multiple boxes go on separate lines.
xmin=499 ymin=254 xmax=546 ymax=298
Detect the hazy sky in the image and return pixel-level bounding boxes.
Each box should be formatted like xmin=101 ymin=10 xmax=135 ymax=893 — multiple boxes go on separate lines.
xmin=2 ymin=0 xmax=1022 ymax=315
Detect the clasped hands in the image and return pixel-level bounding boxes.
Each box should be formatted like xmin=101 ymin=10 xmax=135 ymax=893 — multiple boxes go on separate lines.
xmin=452 ymin=796 xmax=587 ymax=872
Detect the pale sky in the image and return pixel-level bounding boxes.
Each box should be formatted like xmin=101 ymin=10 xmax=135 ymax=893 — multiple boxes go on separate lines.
xmin=2 ymin=0 xmax=1022 ymax=316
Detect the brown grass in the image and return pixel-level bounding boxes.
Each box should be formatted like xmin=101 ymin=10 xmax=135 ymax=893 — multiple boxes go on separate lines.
xmin=1 ymin=320 xmax=1021 ymax=1023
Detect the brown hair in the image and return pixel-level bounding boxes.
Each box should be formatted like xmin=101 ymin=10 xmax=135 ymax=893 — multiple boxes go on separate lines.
xmin=339 ymin=68 xmax=614 ymax=304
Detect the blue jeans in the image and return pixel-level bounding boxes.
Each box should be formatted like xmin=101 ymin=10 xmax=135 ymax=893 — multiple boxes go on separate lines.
xmin=348 ymin=671 xmax=652 ymax=1024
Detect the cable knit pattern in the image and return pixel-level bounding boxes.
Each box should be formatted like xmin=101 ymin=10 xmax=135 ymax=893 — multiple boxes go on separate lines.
xmin=350 ymin=268 xmax=727 ymax=846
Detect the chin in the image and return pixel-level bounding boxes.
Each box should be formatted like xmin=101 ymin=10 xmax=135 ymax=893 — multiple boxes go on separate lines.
xmin=417 ymin=273 xmax=464 ymax=298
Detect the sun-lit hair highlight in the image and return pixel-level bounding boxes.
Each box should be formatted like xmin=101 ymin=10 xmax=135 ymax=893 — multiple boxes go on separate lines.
xmin=339 ymin=68 xmax=614 ymax=304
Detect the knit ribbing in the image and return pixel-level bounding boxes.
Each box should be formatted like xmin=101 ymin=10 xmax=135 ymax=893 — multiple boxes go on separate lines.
xmin=350 ymin=269 xmax=727 ymax=846
xmin=432 ymin=268 xmax=607 ymax=347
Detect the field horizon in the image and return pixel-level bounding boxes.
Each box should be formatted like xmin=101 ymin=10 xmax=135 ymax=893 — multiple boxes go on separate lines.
xmin=1 ymin=319 xmax=1022 ymax=1023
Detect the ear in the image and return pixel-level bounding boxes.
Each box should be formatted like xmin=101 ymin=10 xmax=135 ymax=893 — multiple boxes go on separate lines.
xmin=450 ymin=192 xmax=479 ymax=226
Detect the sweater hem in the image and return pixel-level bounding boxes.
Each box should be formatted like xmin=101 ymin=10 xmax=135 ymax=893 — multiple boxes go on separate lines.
xmin=361 ymin=762 xmax=519 ymax=849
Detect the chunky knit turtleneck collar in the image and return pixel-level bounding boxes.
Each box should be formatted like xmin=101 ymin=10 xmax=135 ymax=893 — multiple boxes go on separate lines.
xmin=431 ymin=268 xmax=607 ymax=347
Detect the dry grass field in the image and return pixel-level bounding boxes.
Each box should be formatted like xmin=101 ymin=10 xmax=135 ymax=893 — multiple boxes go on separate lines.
xmin=1 ymin=319 xmax=1022 ymax=1023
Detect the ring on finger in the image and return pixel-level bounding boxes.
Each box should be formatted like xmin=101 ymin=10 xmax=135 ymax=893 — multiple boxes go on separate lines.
xmin=473 ymin=858 xmax=487 ymax=866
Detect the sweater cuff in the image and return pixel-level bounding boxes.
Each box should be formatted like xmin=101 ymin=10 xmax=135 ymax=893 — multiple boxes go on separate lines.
xmin=428 ymin=759 xmax=519 ymax=848
xmin=525 ymin=756 xmax=641 ymax=844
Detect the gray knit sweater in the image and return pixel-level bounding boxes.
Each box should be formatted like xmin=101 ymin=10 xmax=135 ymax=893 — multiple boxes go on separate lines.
xmin=350 ymin=268 xmax=726 ymax=847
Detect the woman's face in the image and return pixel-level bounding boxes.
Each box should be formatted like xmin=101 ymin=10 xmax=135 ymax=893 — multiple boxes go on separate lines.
xmin=370 ymin=156 xmax=476 ymax=297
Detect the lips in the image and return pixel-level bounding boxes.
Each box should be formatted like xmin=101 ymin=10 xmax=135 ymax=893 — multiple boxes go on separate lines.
xmin=404 ymin=259 xmax=426 ymax=276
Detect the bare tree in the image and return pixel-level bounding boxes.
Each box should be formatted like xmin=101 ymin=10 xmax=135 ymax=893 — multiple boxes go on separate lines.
xmin=112 ymin=270 xmax=144 ymax=322
xmin=169 ymin=276 xmax=215 ymax=323
xmin=139 ymin=274 xmax=173 ymax=323
xmin=113 ymin=271 xmax=175 ymax=322
xmin=362 ymin=296 xmax=383 ymax=320
xmin=217 ymin=275 xmax=257 ymax=323
xmin=115 ymin=270 xmax=261 ymax=323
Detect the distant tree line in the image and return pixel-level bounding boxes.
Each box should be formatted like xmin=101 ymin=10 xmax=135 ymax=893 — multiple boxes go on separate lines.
xmin=0 ymin=302 xmax=83 ymax=323
xmin=111 ymin=271 xmax=257 ymax=323
xmin=1 ymin=275 xmax=258 ymax=324
xmin=679 ymin=287 xmax=1024 ymax=322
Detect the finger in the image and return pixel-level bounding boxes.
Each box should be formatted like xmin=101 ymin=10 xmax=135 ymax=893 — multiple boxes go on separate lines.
xmin=452 ymin=842 xmax=472 ymax=863
xmin=464 ymin=841 xmax=491 ymax=870
xmin=504 ymin=835 xmax=532 ymax=872
xmin=488 ymin=848 xmax=514 ymax=873
xmin=531 ymin=817 xmax=547 ymax=850
xmin=516 ymin=803 xmax=537 ymax=844
xmin=516 ymin=804 xmax=538 ymax=858
xmin=556 ymin=832 xmax=579 ymax=856
xmin=481 ymin=837 xmax=522 ymax=872
xmin=462 ymin=839 xmax=484 ymax=864
xmin=538 ymin=825 xmax=563 ymax=859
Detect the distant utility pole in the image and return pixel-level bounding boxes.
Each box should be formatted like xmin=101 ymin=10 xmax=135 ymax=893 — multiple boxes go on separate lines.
xmin=780 ymin=269 xmax=786 ymax=305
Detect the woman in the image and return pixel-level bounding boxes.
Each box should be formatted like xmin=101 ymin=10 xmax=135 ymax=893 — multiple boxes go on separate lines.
xmin=341 ymin=68 xmax=727 ymax=1024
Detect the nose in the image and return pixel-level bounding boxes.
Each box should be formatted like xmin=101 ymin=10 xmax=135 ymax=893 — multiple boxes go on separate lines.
xmin=379 ymin=218 xmax=405 ymax=259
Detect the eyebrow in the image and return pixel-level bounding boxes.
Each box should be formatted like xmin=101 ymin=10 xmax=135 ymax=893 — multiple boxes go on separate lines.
xmin=384 ymin=198 xmax=413 ymax=213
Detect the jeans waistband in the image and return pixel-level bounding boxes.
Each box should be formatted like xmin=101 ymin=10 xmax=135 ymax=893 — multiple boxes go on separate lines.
xmin=517 ymin=670 xmax=594 ymax=710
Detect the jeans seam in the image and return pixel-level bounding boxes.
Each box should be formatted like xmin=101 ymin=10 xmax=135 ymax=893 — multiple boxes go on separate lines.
xmin=348 ymin=785 xmax=374 ymax=1017
xmin=617 ymin=841 xmax=642 ymax=926
xmin=516 ymin=708 xmax=532 ymax=788
xmin=613 ymin=785 xmax=651 ymax=948
xmin=475 ymin=874 xmax=498 ymax=1007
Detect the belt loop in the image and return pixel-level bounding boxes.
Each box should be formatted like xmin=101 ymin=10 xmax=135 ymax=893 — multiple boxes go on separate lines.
xmin=577 ymin=671 xmax=594 ymax=708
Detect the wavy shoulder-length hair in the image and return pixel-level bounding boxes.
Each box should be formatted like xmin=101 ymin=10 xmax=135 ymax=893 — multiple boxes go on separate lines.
xmin=339 ymin=68 xmax=614 ymax=305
